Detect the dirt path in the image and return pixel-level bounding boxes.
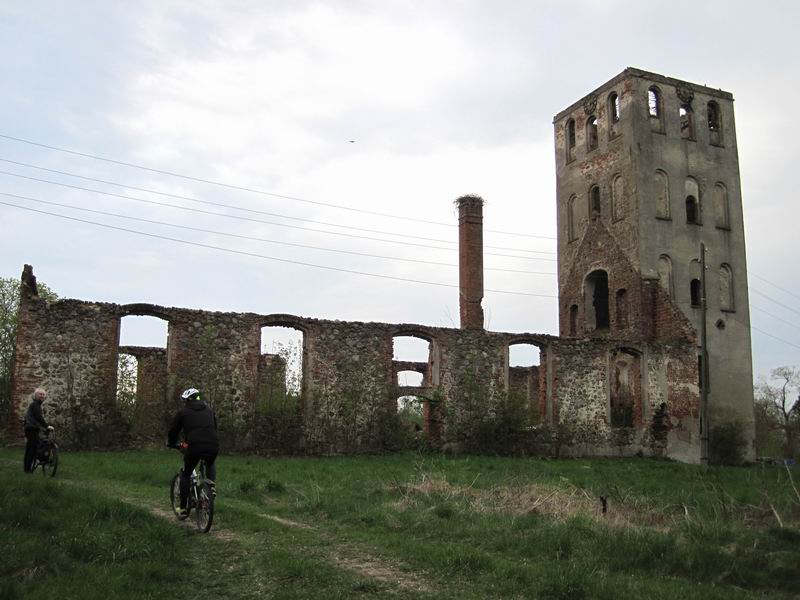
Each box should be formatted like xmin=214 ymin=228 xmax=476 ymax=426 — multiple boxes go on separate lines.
xmin=2 ymin=458 xmax=433 ymax=595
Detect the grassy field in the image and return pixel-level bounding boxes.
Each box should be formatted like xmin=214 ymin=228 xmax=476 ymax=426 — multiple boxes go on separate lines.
xmin=1 ymin=449 xmax=799 ymax=600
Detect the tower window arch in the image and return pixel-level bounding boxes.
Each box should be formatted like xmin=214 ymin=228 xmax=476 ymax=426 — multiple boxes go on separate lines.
xmin=657 ymin=255 xmax=674 ymax=298
xmin=714 ymin=182 xmax=730 ymax=229
xmin=686 ymin=195 xmax=699 ymax=224
xmin=590 ymin=185 xmax=601 ymax=219
xmin=679 ymin=103 xmax=695 ymax=140
xmin=648 ymin=86 xmax=664 ymax=133
xmin=719 ymin=263 xmax=735 ymax=311
xmin=708 ymin=101 xmax=723 ymax=145
xmin=567 ymin=194 xmax=579 ymax=242
xmin=609 ymin=92 xmax=620 ymax=122
xmin=566 ymin=118 xmax=576 ymax=162
xmin=586 ymin=115 xmax=599 ymax=151
xmin=685 ymin=178 xmax=701 ymax=224
xmin=690 ymin=278 xmax=702 ymax=307
xmin=655 ymin=169 xmax=671 ymax=219
xmin=585 ymin=270 xmax=610 ymax=331
xmin=611 ymin=174 xmax=625 ymax=221
xmin=615 ymin=288 xmax=628 ymax=328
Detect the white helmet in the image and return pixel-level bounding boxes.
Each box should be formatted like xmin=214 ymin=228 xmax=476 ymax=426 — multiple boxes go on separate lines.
xmin=181 ymin=388 xmax=200 ymax=401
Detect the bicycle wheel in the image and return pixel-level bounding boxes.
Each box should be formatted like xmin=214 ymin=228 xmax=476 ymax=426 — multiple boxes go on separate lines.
xmin=194 ymin=482 xmax=214 ymax=533
xmin=42 ymin=446 xmax=58 ymax=477
xmin=170 ymin=473 xmax=189 ymax=520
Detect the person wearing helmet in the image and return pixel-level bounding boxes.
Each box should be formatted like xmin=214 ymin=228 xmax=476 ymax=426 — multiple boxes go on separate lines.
xmin=168 ymin=388 xmax=219 ymax=517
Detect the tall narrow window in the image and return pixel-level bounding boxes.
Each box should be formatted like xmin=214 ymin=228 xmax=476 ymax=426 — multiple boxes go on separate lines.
xmin=719 ymin=264 xmax=734 ymax=311
xmin=609 ymin=92 xmax=620 ymax=122
xmin=655 ymin=169 xmax=671 ymax=219
xmin=567 ymin=195 xmax=578 ymax=241
xmin=685 ymin=178 xmax=701 ymax=224
xmin=707 ymin=101 xmax=722 ymax=145
xmin=657 ymin=255 xmax=674 ymax=298
xmin=686 ymin=196 xmax=699 ymax=224
xmin=690 ymin=278 xmax=702 ymax=307
xmin=648 ymin=86 xmax=663 ymax=133
xmin=608 ymin=92 xmax=620 ymax=139
xmin=590 ymin=185 xmax=601 ymax=219
xmin=585 ymin=270 xmax=610 ymax=330
xmin=586 ymin=116 xmax=599 ymax=151
xmin=679 ymin=104 xmax=694 ymax=140
xmin=714 ymin=182 xmax=730 ymax=229
xmin=611 ymin=174 xmax=625 ymax=221
xmin=566 ymin=118 xmax=576 ymax=162
xmin=615 ymin=289 xmax=628 ymax=328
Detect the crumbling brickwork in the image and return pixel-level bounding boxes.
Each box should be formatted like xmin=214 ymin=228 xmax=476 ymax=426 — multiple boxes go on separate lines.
xmin=8 ymin=265 xmax=701 ymax=461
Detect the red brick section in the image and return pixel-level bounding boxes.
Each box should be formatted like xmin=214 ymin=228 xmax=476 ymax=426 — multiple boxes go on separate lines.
xmin=456 ymin=195 xmax=485 ymax=330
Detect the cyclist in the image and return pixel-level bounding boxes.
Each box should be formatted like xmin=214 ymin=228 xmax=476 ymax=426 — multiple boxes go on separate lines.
xmin=23 ymin=388 xmax=54 ymax=473
xmin=167 ymin=388 xmax=219 ymax=518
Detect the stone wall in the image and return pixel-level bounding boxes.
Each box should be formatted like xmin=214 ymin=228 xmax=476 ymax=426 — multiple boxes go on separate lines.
xmin=8 ymin=266 xmax=701 ymax=461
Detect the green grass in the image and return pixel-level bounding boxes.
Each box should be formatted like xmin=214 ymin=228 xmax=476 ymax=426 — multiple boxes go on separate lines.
xmin=1 ymin=450 xmax=799 ymax=599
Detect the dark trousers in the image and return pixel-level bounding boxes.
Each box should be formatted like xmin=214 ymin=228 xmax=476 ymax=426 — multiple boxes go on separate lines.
xmin=180 ymin=449 xmax=218 ymax=508
xmin=24 ymin=427 xmax=40 ymax=472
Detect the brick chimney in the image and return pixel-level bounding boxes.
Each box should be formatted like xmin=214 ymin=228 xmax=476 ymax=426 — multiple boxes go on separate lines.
xmin=456 ymin=195 xmax=484 ymax=330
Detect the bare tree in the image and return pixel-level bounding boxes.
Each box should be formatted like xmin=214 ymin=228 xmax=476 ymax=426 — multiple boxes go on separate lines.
xmin=755 ymin=367 xmax=800 ymax=459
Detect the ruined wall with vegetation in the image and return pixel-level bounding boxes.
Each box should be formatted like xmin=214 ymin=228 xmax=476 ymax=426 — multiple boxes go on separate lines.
xmin=9 ymin=266 xmax=701 ymax=461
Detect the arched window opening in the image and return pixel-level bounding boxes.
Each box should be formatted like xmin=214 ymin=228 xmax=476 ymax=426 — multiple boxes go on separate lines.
xmin=679 ymin=104 xmax=694 ymax=140
xmin=567 ymin=194 xmax=578 ymax=242
xmin=590 ymin=185 xmax=601 ymax=219
xmin=508 ymin=342 xmax=542 ymax=424
xmin=566 ymin=119 xmax=576 ymax=162
xmin=615 ymin=289 xmax=628 ymax=328
xmin=259 ymin=325 xmax=305 ymax=416
xmin=611 ymin=174 xmax=625 ymax=221
xmin=610 ymin=349 xmax=640 ymax=428
xmin=657 ymin=254 xmax=674 ymax=298
xmin=719 ymin=264 xmax=735 ymax=312
xmin=686 ymin=195 xmax=699 ymax=224
xmin=117 ymin=315 xmax=169 ymax=429
xmin=708 ymin=101 xmax=722 ymax=145
xmin=609 ymin=92 xmax=620 ymax=122
xmin=586 ymin=116 xmax=599 ymax=151
xmin=648 ymin=86 xmax=663 ymax=132
xmin=648 ymin=87 xmax=660 ymax=117
xmin=569 ymin=304 xmax=579 ymax=336
xmin=393 ymin=334 xmax=437 ymax=442
xmin=714 ymin=183 xmax=730 ymax=229
xmin=585 ymin=270 xmax=610 ymax=331
xmin=655 ymin=170 xmax=671 ymax=219
xmin=690 ymin=278 xmax=702 ymax=308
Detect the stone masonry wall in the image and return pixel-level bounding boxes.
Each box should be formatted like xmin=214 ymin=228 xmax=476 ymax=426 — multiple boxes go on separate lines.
xmin=9 ymin=266 xmax=702 ymax=461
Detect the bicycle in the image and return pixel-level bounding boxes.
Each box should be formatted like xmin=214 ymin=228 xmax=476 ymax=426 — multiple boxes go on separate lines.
xmin=31 ymin=428 xmax=59 ymax=477
xmin=169 ymin=443 xmax=214 ymax=533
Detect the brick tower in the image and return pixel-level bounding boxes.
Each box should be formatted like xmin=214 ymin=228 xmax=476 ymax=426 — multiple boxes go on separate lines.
xmin=553 ymin=68 xmax=755 ymax=459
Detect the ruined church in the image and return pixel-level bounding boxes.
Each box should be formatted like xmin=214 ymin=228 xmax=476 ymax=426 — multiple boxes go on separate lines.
xmin=8 ymin=68 xmax=756 ymax=463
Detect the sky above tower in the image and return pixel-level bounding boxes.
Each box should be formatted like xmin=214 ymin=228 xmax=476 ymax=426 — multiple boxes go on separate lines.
xmin=1 ymin=0 xmax=797 ymax=380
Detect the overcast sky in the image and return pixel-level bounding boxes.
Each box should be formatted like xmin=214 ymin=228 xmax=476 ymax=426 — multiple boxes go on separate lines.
xmin=1 ymin=1 xmax=798 ymax=380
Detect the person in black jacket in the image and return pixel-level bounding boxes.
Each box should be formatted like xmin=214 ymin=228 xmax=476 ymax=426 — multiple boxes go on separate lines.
xmin=23 ymin=388 xmax=53 ymax=473
xmin=167 ymin=388 xmax=219 ymax=517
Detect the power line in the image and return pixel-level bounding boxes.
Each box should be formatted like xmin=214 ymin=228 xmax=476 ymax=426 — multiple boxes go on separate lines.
xmin=0 ymin=200 xmax=558 ymax=299
xmin=750 ymin=288 xmax=800 ymax=319
xmin=0 ymin=160 xmax=556 ymax=255
xmin=0 ymin=170 xmax=556 ymax=261
xmin=751 ymin=304 xmax=800 ymax=333
xmin=0 ymin=132 xmax=557 ymax=240
xmin=0 ymin=170 xmax=557 ymax=262
xmin=750 ymin=272 xmax=800 ymax=303
xmin=0 ymin=192 xmax=557 ymax=277
xmin=750 ymin=324 xmax=800 ymax=351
